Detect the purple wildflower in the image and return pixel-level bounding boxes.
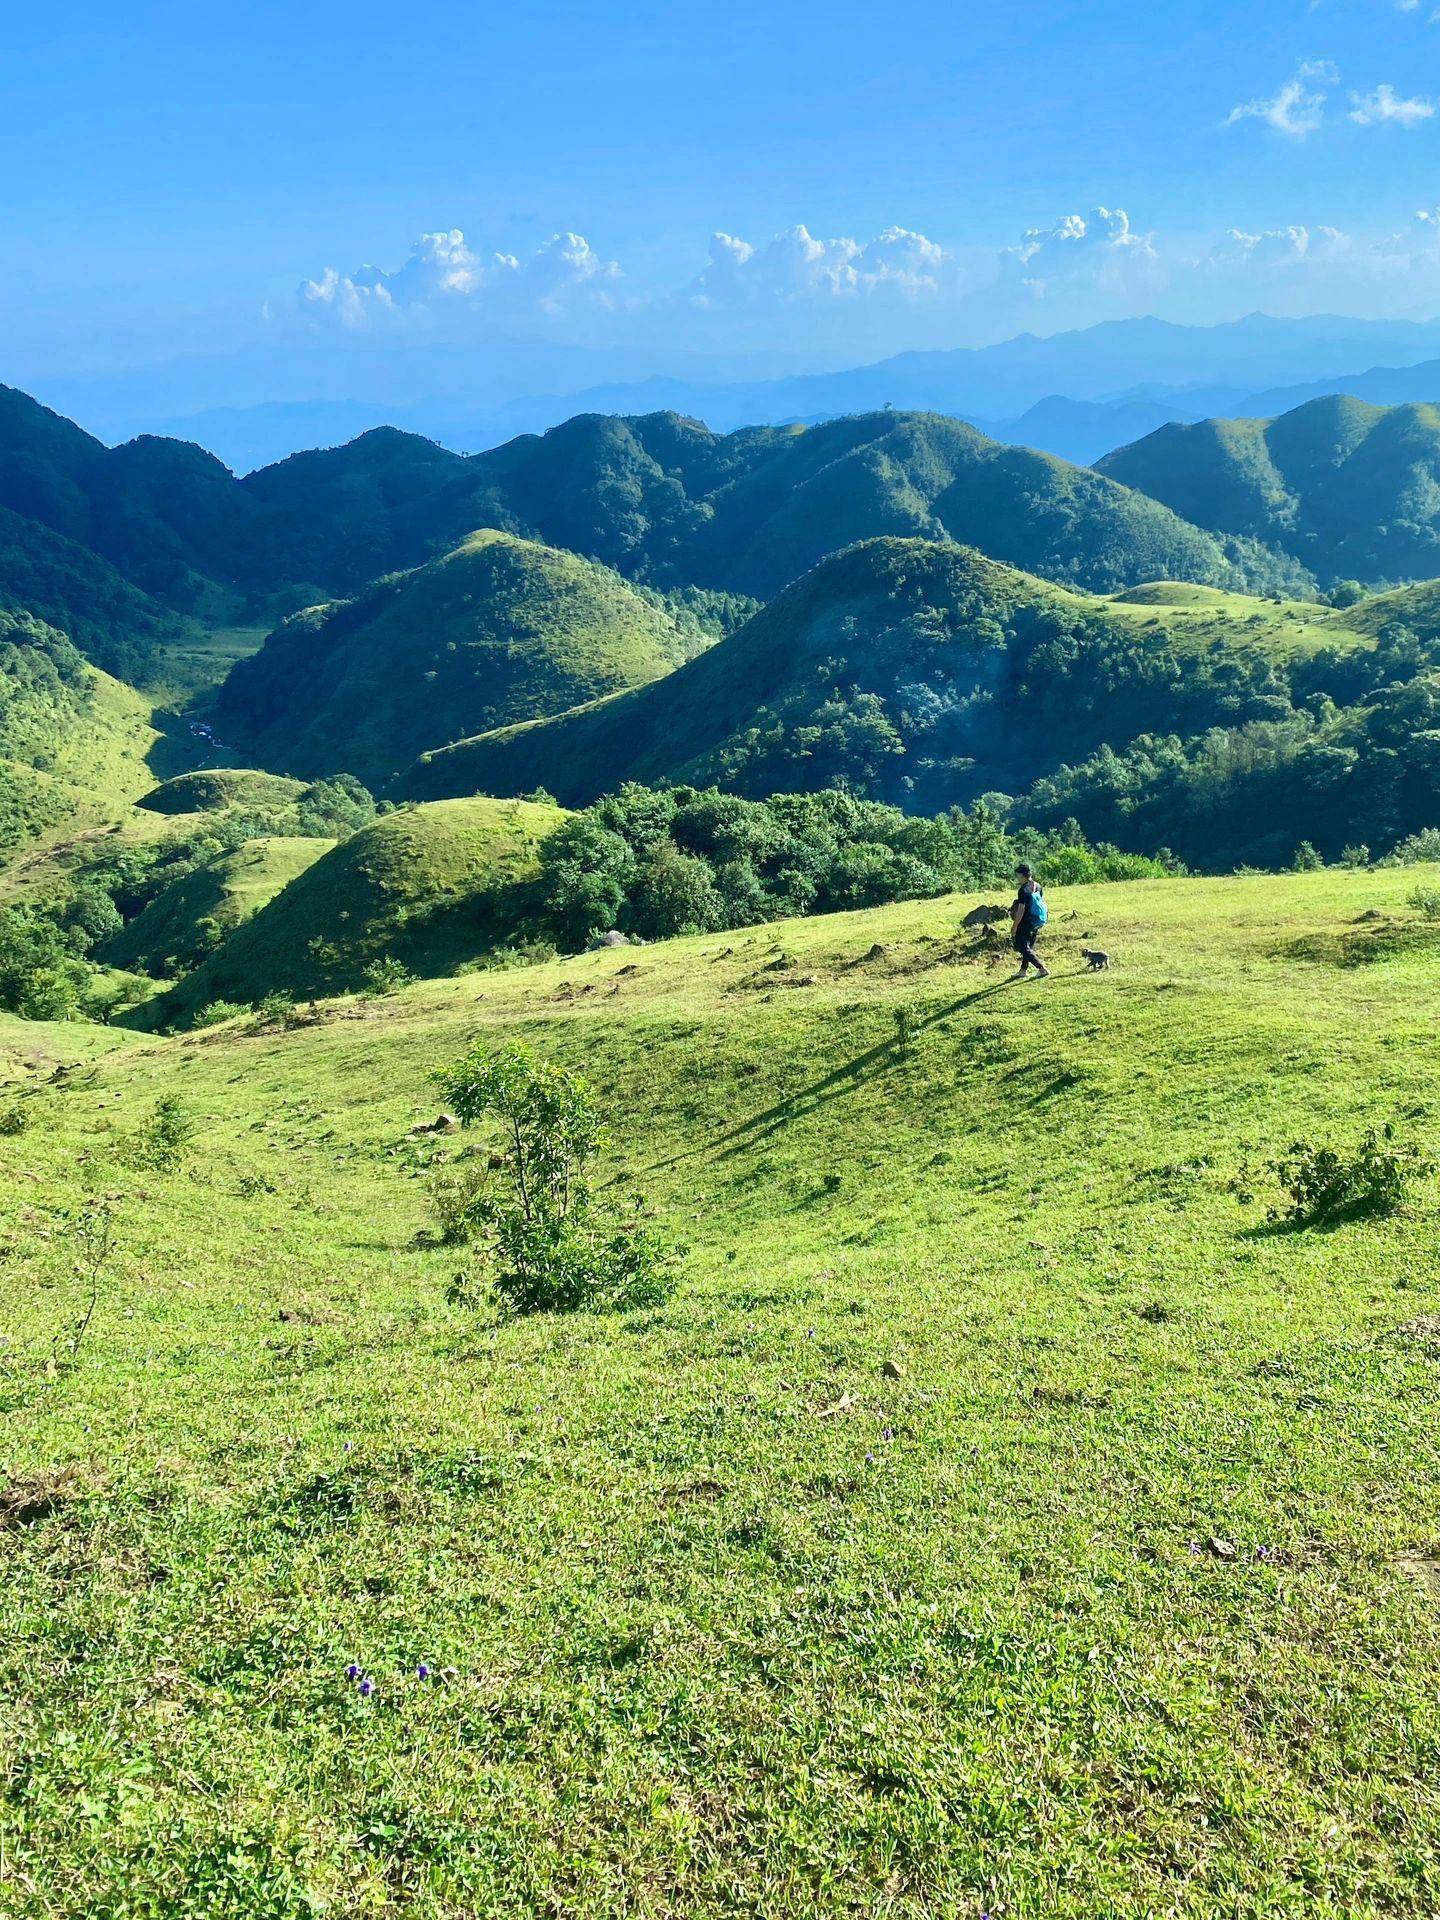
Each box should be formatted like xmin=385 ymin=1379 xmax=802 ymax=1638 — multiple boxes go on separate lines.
xmin=882 ymin=1426 xmax=893 ymax=1442
xmin=345 ymin=1663 xmax=361 ymax=1680
xmin=865 ymin=1452 xmax=875 ymax=1464
xmin=417 ymin=1663 xmax=431 ymax=1680
xmin=358 ymin=1677 xmax=375 ymax=1698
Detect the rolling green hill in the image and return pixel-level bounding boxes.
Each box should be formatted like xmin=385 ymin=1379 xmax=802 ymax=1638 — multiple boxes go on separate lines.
xmin=155 ymin=795 xmax=563 ymax=1017
xmin=396 ymin=537 xmax=1371 ymax=817
xmin=0 ymin=502 xmax=185 ymax=683
xmin=5 ymin=863 xmax=1440 ymax=1913
xmin=213 ymin=531 xmax=688 ymax=785
xmin=100 ymin=834 xmax=330 ymax=977
xmin=245 ymin=407 xmax=1305 ymax=601
xmin=1099 ymin=394 xmax=1440 ymax=586
xmin=137 ymin=768 xmax=308 ymax=815
xmin=0 ymin=608 xmax=164 ymax=861
xmin=0 ymin=388 xmax=1308 ymax=642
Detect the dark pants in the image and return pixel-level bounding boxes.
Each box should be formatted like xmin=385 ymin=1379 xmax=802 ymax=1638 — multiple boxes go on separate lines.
xmin=1013 ymin=922 xmax=1044 ymax=971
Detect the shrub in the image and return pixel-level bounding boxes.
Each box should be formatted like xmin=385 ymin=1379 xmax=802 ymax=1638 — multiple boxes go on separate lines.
xmin=254 ymin=990 xmax=295 ymax=1026
xmin=1407 ymin=885 xmax=1440 ymax=921
xmin=361 ymin=955 xmax=413 ymax=996
xmin=1268 ymin=1124 xmax=1431 ymax=1227
xmin=1386 ymin=827 xmax=1440 ymax=865
xmin=131 ymin=1093 xmax=196 ymax=1172
xmin=1340 ymin=844 xmax=1371 ymax=868
xmin=428 ymin=1160 xmax=491 ymax=1245
xmin=0 ymin=1103 xmax=28 ymax=1136
xmin=1291 ymin=841 xmax=1324 ymax=872
xmin=193 ymin=998 xmax=248 ymax=1029
xmin=433 ymin=1039 xmax=668 ymax=1314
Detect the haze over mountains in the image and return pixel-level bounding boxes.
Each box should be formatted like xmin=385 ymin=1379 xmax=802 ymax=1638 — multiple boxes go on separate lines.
xmin=39 ymin=313 xmax=1440 ymax=474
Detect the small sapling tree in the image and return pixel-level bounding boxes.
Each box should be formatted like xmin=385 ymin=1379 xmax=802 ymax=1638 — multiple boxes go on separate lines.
xmin=433 ymin=1038 xmax=667 ymax=1313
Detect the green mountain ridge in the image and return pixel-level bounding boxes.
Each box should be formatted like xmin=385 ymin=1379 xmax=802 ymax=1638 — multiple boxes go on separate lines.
xmin=394 ymin=537 xmax=1377 ymax=817
xmin=213 ymin=530 xmax=689 ymax=786
xmin=241 ymin=406 xmax=1302 ymax=601
xmin=1099 ymin=394 xmax=1440 ymax=586
xmin=0 ymin=385 xmax=1306 ymax=622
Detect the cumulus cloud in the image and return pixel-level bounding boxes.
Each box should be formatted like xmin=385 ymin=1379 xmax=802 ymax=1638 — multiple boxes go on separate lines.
xmin=997 ymin=207 xmax=1160 ymax=300
xmin=1225 ymin=60 xmax=1339 ymax=137
xmin=1349 ymin=82 xmax=1435 ymax=123
xmin=296 ymin=228 xmax=621 ymax=331
xmin=687 ymin=223 xmax=961 ymax=310
xmin=1208 ymin=223 xmax=1348 ymax=269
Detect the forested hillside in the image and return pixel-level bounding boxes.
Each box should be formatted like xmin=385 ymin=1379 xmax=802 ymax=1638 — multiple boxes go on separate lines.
xmin=0 ymin=385 xmax=1304 ymax=613
xmin=1100 ymin=395 xmax=1440 ymax=587
xmin=398 ymin=537 xmax=1428 ymax=865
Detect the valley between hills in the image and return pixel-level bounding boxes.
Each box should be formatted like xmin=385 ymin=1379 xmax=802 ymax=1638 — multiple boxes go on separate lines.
xmin=3 ymin=379 xmax=1440 ymax=1917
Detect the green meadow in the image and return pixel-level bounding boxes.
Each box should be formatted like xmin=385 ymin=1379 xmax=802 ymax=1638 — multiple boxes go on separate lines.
xmin=3 ymin=865 xmax=1440 ymax=1917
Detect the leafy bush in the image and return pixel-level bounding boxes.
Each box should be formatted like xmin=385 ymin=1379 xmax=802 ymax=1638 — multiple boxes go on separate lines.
xmin=130 ymin=1094 xmax=196 ymax=1172
xmin=433 ymin=1039 xmax=668 ymax=1314
xmin=361 ymin=956 xmax=412 ymax=996
xmin=1389 ymin=828 xmax=1440 ymax=866
xmin=1407 ymin=886 xmax=1440 ymax=921
xmin=532 ymin=783 xmax=1178 ymax=950
xmin=0 ymin=905 xmax=88 ymax=1020
xmin=193 ymin=998 xmax=248 ymax=1029
xmin=0 ymin=1102 xmax=29 ymax=1136
xmin=1267 ymin=1124 xmax=1431 ymax=1227
xmin=428 ymin=1160 xmax=491 ymax=1246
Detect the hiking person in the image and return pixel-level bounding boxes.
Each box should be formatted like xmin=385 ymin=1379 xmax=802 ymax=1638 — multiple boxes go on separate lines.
xmin=1010 ymin=863 xmax=1049 ymax=979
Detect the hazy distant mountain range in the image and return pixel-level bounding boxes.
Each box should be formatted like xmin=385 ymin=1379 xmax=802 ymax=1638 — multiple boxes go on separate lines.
xmin=36 ymin=313 xmax=1440 ymax=473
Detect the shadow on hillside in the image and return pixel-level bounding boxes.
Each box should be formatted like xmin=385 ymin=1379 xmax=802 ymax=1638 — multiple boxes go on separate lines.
xmin=650 ymin=975 xmax=1029 ymax=1171
xmin=143 ymin=709 xmax=250 ymax=784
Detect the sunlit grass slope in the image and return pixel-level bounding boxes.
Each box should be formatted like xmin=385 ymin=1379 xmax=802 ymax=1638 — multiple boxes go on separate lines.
xmin=101 ymin=835 xmax=331 ymax=978
xmin=138 ymin=768 xmax=307 ymax=815
xmin=152 ymin=795 xmax=563 ymax=1017
xmin=0 ymin=667 xmax=162 ymax=862
xmin=3 ymin=865 xmax=1440 ymax=1915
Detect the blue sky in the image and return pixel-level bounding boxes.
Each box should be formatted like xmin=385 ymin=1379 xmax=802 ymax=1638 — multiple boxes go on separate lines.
xmin=7 ymin=0 xmax=1440 ymax=397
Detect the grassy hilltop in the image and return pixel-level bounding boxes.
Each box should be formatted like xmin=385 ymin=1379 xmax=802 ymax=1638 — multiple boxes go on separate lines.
xmin=3 ymin=865 xmax=1440 ymax=1915
xmin=1101 ymin=394 xmax=1440 ymax=587
xmin=215 ymin=531 xmax=688 ymax=785
xmin=397 ymin=538 xmax=1380 ymax=816
xmin=152 ymin=795 xmax=564 ymax=1016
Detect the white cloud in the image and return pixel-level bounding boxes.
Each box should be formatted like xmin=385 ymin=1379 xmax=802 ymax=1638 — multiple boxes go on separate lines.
xmin=687 ymin=223 xmax=961 ymax=311
xmin=1209 ymin=223 xmax=1348 ymax=269
xmin=296 ymin=228 xmax=621 ymax=331
xmin=998 ymin=207 xmax=1160 ymax=301
xmin=1349 ymin=82 xmax=1435 ymax=123
xmin=1225 ymin=60 xmax=1339 ymax=137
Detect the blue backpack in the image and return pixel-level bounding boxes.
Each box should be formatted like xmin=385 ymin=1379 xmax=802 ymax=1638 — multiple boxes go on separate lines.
xmin=1028 ymin=885 xmax=1048 ymax=927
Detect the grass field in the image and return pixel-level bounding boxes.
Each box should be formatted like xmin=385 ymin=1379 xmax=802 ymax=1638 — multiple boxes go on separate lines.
xmin=150 ymin=624 xmax=272 ymax=707
xmin=2 ymin=867 xmax=1440 ymax=1916
xmin=1099 ymin=582 xmax=1375 ymax=656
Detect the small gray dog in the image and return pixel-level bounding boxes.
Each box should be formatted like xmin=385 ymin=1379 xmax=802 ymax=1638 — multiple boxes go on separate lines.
xmin=1080 ymin=946 xmax=1111 ymax=971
